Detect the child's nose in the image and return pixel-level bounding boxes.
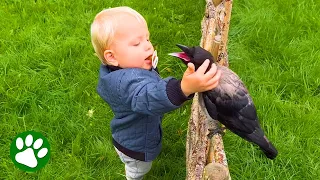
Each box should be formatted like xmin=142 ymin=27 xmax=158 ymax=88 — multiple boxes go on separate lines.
xmin=145 ymin=41 xmax=153 ymax=51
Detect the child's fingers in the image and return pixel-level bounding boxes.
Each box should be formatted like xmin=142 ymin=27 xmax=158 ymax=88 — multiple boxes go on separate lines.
xmin=185 ymin=63 xmax=195 ymax=74
xmin=204 ymin=63 xmax=218 ymax=80
xmin=196 ymin=59 xmax=210 ymax=74
xmin=208 ymin=70 xmax=221 ymax=83
xmin=207 ymin=80 xmax=220 ymax=90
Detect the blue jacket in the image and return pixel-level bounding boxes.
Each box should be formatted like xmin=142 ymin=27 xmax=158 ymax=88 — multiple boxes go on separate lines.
xmin=97 ymin=65 xmax=192 ymax=161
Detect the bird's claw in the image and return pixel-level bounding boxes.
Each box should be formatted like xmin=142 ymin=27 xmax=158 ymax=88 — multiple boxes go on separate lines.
xmin=207 ymin=127 xmax=226 ymax=139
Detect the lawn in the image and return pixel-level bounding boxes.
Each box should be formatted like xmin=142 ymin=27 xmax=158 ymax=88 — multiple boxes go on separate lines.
xmin=1 ymin=0 xmax=320 ymax=179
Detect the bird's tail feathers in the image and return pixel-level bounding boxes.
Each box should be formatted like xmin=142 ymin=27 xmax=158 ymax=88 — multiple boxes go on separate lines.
xmin=246 ymin=128 xmax=278 ymax=159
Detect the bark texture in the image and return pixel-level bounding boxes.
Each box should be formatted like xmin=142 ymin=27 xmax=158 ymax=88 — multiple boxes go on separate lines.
xmin=186 ymin=0 xmax=233 ymax=179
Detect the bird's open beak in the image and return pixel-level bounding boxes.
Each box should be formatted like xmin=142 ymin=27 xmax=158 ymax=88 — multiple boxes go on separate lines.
xmin=168 ymin=44 xmax=191 ymax=63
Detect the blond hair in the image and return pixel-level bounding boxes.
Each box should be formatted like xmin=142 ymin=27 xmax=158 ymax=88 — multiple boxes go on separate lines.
xmin=90 ymin=6 xmax=147 ymax=64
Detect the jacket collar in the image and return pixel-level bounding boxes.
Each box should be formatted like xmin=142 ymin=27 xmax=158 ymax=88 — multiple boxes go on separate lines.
xmin=106 ymin=65 xmax=156 ymax=72
xmin=106 ymin=65 xmax=122 ymax=72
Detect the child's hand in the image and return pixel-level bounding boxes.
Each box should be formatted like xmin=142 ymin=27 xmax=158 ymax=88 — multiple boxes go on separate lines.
xmin=181 ymin=59 xmax=221 ymax=96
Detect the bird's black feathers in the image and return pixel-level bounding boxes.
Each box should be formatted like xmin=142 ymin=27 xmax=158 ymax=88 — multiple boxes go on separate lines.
xmin=203 ymin=93 xmax=218 ymax=120
xmin=171 ymin=44 xmax=278 ymax=159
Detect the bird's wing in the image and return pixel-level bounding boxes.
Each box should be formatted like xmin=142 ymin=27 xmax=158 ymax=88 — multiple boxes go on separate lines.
xmin=204 ymin=66 xmax=260 ymax=134
xmin=203 ymin=93 xmax=218 ymax=120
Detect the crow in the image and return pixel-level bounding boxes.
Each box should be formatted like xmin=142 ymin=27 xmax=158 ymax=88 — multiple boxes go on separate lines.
xmin=169 ymin=44 xmax=278 ymax=159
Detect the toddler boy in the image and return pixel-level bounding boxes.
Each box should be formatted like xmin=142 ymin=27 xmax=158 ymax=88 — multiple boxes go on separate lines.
xmin=91 ymin=6 xmax=221 ymax=180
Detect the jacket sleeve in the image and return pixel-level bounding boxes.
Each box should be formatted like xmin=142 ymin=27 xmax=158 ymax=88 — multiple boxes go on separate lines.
xmin=119 ymin=69 xmax=192 ymax=116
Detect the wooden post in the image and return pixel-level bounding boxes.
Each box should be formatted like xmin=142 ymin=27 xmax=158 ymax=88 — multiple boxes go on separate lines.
xmin=186 ymin=0 xmax=233 ymax=179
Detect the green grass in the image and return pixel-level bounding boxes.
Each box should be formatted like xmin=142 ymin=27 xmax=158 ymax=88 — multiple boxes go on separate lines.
xmin=1 ymin=0 xmax=320 ymax=179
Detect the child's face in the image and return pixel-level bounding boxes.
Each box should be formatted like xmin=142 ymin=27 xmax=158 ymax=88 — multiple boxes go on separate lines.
xmin=106 ymin=14 xmax=154 ymax=70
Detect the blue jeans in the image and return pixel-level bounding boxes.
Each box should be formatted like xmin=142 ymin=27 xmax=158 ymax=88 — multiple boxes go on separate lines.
xmin=114 ymin=147 xmax=152 ymax=180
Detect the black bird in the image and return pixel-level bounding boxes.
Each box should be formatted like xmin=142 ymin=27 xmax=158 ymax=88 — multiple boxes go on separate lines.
xmin=169 ymin=44 xmax=278 ymax=159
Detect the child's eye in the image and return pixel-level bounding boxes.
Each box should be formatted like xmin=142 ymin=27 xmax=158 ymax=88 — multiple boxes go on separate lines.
xmin=133 ymin=42 xmax=140 ymax=46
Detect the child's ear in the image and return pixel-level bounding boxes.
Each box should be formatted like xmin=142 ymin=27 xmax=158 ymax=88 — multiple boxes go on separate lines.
xmin=104 ymin=50 xmax=118 ymax=66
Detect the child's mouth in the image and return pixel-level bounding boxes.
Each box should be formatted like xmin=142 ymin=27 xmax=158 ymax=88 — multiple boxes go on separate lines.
xmin=145 ymin=50 xmax=158 ymax=68
xmin=146 ymin=55 xmax=152 ymax=61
